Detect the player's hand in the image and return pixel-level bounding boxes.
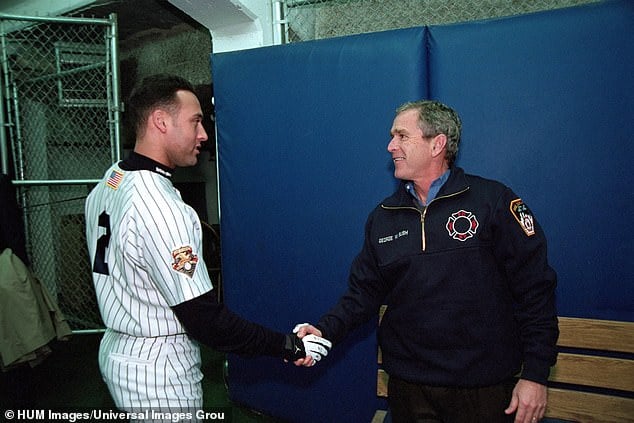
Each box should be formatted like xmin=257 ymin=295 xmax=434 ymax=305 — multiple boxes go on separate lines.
xmin=283 ymin=331 xmax=332 ymax=366
xmin=289 ymin=323 xmax=331 ymax=366
xmin=302 ymin=334 xmax=332 ymax=364
xmin=283 ymin=333 xmax=307 ymax=362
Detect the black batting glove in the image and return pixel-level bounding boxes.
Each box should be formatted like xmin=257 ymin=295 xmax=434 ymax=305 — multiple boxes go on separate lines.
xmin=283 ymin=333 xmax=306 ymax=361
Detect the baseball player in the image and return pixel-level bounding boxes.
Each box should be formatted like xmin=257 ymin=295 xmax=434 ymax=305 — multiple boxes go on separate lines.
xmin=85 ymin=74 xmax=330 ymax=417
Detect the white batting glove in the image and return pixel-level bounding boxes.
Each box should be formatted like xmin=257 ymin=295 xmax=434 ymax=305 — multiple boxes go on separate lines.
xmin=302 ymin=334 xmax=332 ymax=364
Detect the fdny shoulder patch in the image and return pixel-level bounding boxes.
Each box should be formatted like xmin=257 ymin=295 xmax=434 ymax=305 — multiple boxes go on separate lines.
xmin=509 ymin=198 xmax=535 ymax=236
xmin=106 ymin=169 xmax=124 ymax=190
xmin=171 ymin=246 xmax=198 ymax=277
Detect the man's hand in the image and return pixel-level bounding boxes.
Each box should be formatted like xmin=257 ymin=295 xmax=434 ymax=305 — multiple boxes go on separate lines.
xmin=293 ymin=322 xmax=322 ymax=338
xmin=302 ymin=334 xmax=331 ymax=363
xmin=290 ymin=323 xmax=330 ymax=367
xmin=284 ymin=331 xmax=332 ymax=367
xmin=283 ymin=333 xmax=307 ymax=361
xmin=505 ymin=379 xmax=547 ymax=423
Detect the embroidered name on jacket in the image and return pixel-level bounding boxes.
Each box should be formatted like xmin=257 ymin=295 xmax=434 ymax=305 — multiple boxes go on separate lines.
xmin=446 ymin=209 xmax=479 ymax=241
xmin=378 ymin=230 xmax=409 ymax=244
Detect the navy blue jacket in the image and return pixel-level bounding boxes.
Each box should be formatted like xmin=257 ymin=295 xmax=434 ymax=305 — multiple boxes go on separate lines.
xmin=317 ymin=167 xmax=558 ymax=387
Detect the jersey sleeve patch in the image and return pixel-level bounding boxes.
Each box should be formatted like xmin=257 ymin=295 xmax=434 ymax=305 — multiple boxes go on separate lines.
xmin=509 ymin=198 xmax=535 ymax=236
xmin=106 ymin=169 xmax=124 ymax=190
xmin=171 ymin=246 xmax=199 ymax=277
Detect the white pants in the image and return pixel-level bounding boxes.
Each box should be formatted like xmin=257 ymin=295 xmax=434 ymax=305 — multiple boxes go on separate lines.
xmin=99 ymin=329 xmax=203 ymax=421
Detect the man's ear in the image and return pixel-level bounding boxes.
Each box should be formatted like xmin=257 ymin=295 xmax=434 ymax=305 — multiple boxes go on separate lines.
xmin=151 ymin=109 xmax=169 ymax=134
xmin=431 ymin=134 xmax=447 ymax=157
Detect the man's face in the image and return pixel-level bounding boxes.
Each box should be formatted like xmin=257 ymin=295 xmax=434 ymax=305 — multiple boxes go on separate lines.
xmin=164 ymin=90 xmax=208 ymax=168
xmin=387 ymin=109 xmax=434 ymax=181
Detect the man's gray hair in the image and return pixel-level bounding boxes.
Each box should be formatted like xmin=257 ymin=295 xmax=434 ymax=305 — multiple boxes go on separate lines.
xmin=396 ymin=100 xmax=462 ymax=167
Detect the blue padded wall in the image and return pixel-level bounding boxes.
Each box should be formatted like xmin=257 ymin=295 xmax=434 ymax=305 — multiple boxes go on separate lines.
xmin=211 ymin=1 xmax=633 ymax=421
xmin=428 ymin=0 xmax=633 ymax=322
xmin=212 ymin=27 xmax=427 ymax=423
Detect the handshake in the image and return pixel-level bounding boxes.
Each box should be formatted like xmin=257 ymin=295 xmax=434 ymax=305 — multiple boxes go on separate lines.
xmin=283 ymin=323 xmax=332 ymax=367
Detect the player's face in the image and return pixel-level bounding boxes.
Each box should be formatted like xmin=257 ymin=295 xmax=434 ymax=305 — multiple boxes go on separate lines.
xmin=165 ymin=90 xmax=208 ymax=168
xmin=387 ymin=109 xmax=434 ymax=181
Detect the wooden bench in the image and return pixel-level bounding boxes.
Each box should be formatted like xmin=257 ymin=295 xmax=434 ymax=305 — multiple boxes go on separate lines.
xmin=373 ymin=308 xmax=634 ymax=423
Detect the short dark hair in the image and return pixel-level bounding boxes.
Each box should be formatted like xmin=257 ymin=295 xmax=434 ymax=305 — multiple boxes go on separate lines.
xmin=126 ymin=74 xmax=196 ymax=139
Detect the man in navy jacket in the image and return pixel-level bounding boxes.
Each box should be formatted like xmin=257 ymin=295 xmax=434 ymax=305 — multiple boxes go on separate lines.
xmin=296 ymin=100 xmax=558 ymax=423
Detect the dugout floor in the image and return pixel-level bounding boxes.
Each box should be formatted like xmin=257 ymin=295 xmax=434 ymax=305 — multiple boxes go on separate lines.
xmin=0 ymin=333 xmax=283 ymax=422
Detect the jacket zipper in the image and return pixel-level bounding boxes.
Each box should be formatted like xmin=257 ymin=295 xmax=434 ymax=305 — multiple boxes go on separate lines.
xmin=420 ymin=189 xmax=468 ymax=250
xmin=382 ymin=187 xmax=469 ymax=251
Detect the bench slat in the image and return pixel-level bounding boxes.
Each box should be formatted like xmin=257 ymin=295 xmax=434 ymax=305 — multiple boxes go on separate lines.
xmin=377 ymin=369 xmax=388 ymax=397
xmin=371 ymin=410 xmax=388 ymax=423
xmin=558 ymin=317 xmax=634 ymax=353
xmin=545 ymin=387 xmax=634 ymax=423
xmin=551 ymin=352 xmax=634 ymax=392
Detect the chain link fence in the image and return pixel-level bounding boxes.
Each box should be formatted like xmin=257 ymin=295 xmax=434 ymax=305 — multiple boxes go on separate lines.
xmin=1 ymin=13 xmax=120 ymax=330
xmin=20 ymin=186 xmax=99 ymax=329
xmin=284 ymin=0 xmax=600 ymax=42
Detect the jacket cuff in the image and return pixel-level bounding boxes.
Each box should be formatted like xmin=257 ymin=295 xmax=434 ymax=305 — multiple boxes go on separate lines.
xmin=314 ymin=324 xmax=329 ymax=341
xmin=520 ymin=358 xmax=552 ymax=386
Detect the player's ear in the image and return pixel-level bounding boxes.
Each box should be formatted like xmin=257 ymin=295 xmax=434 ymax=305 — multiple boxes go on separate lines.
xmin=150 ymin=109 xmax=169 ymax=134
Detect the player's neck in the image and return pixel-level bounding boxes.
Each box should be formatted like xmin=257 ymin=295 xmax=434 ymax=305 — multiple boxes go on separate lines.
xmin=134 ymin=141 xmax=173 ymax=169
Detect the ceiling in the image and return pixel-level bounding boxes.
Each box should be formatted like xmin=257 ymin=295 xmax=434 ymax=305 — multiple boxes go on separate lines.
xmin=68 ymin=0 xmax=201 ymax=42
xmin=2 ymin=0 xmax=269 ymax=54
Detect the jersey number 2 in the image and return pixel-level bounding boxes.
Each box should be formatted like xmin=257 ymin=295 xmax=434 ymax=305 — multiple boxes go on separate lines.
xmin=93 ymin=211 xmax=111 ymax=275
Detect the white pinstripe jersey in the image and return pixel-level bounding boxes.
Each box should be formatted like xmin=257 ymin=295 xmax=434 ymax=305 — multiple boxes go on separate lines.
xmin=85 ymin=162 xmax=213 ymax=337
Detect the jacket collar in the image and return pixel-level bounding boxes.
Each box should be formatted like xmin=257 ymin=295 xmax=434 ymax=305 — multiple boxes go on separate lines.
xmin=383 ymin=166 xmax=469 ymax=208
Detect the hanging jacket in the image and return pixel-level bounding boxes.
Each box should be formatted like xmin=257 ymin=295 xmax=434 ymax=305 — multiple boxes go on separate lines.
xmin=0 ymin=249 xmax=72 ymax=370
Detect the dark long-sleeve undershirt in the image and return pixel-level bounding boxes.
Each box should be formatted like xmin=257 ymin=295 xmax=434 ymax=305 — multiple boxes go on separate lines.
xmin=171 ymin=290 xmax=287 ymax=358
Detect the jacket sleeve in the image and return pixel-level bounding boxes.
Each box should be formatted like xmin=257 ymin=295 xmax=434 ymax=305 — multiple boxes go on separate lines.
xmin=493 ymin=188 xmax=559 ymax=385
xmin=316 ymin=213 xmax=391 ymax=344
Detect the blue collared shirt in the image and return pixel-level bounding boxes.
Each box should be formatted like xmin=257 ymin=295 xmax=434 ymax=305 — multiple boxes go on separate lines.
xmin=405 ymin=169 xmax=451 ymax=207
